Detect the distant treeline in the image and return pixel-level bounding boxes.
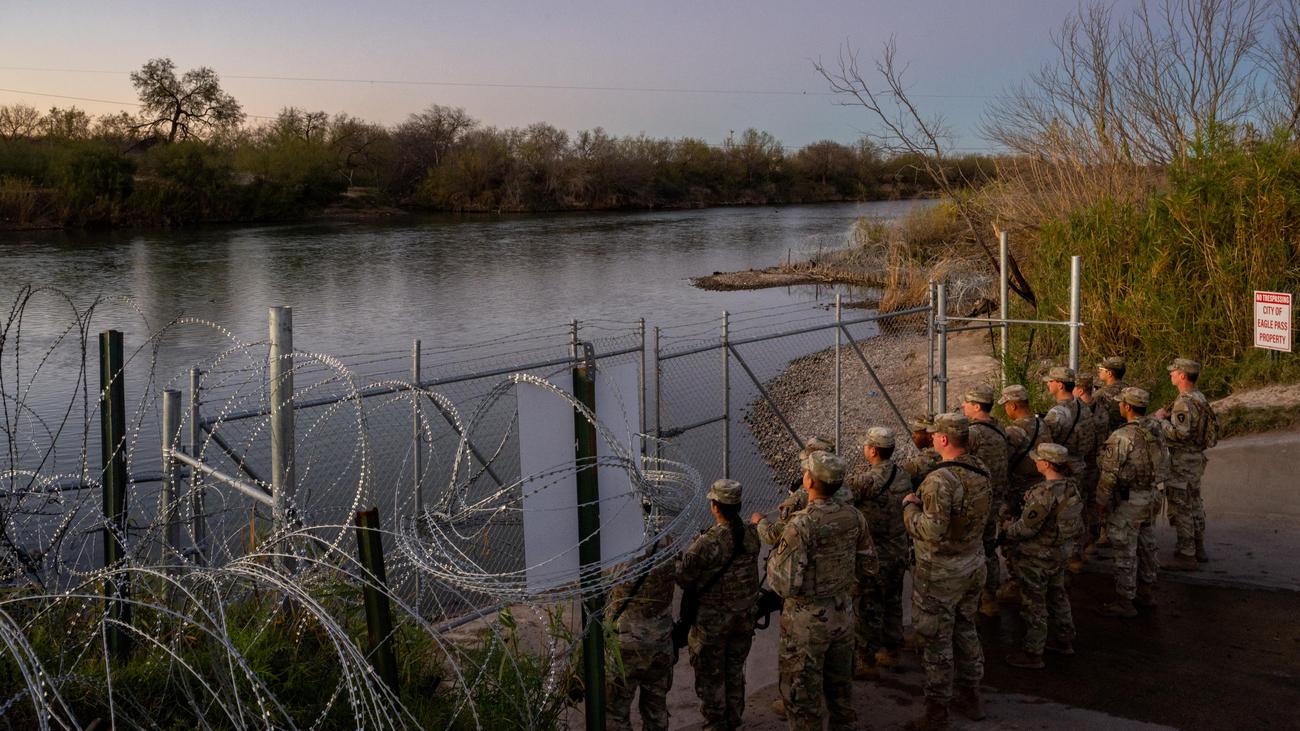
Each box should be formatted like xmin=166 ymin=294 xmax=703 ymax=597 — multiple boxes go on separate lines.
xmin=0 ymin=102 xmax=994 ymax=228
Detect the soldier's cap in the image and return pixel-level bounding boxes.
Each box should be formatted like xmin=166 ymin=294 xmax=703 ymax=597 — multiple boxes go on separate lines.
xmin=801 ymin=450 xmax=847 ymax=484
xmin=1120 ymin=386 xmax=1150 ymax=408
xmin=1097 ymin=356 xmax=1126 ymax=371
xmin=926 ymin=412 xmax=970 ymax=439
xmin=1041 ymin=365 xmax=1076 ymax=383
xmin=798 ymin=435 xmax=835 ymax=459
xmin=1029 ymin=442 xmax=1070 ymax=465
xmin=1166 ymin=358 xmax=1201 ymax=375
xmin=963 ymin=384 xmax=997 ymax=405
xmin=997 ymin=384 xmax=1030 ymax=405
xmin=706 ymin=478 xmax=743 ymax=505
xmin=865 ymin=426 xmax=896 ymax=449
xmin=907 ymin=414 xmax=935 ymax=433
xmin=1075 ymin=372 xmax=1095 ymax=388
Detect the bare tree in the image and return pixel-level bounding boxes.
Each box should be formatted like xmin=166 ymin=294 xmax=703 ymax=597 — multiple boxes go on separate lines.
xmin=1259 ymin=0 xmax=1300 ymax=133
xmin=815 ymin=38 xmax=1037 ymax=306
xmin=389 ymin=105 xmax=477 ymax=196
xmin=130 ymin=57 xmax=244 ymax=143
xmin=0 ymin=104 xmax=42 ymax=140
xmin=38 ymin=106 xmax=91 ymax=140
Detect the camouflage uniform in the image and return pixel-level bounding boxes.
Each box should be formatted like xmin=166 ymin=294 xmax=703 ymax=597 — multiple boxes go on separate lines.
xmin=679 ymin=522 xmax=761 ymax=730
xmin=901 ymin=447 xmax=941 ymax=488
xmin=847 ymin=459 xmax=912 ymax=654
xmin=1073 ymin=398 xmax=1103 ymax=550
xmin=1159 ymin=388 xmax=1213 ymax=559
xmin=967 ymin=417 xmax=1009 ymax=596
xmin=1004 ymin=470 xmax=1081 ymax=654
xmin=1097 ymin=417 xmax=1157 ymax=602
xmin=769 ymin=495 xmax=874 ymax=731
xmin=1094 ymin=379 xmax=1129 ymax=435
xmin=1005 ymin=414 xmax=1050 ymax=512
xmin=607 ymin=555 xmax=678 ymax=731
xmin=904 ymin=448 xmax=991 ymax=706
xmin=757 ymin=484 xmax=851 ymax=545
xmin=1044 ymin=395 xmax=1094 ymax=478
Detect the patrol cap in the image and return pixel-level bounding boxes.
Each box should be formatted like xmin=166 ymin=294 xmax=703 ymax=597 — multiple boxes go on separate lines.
xmin=1042 ymin=365 xmax=1076 ymax=383
xmin=801 ymin=450 xmax=847 ymax=484
xmin=1098 ymin=356 xmax=1126 ymax=371
xmin=865 ymin=426 xmax=895 ymax=449
xmin=798 ymin=435 xmax=835 ymax=459
xmin=1029 ymin=442 xmax=1070 ymax=465
xmin=907 ymin=414 xmax=935 ymax=433
xmin=1120 ymin=386 xmax=1150 ymax=408
xmin=997 ymin=384 xmax=1030 ymax=405
xmin=1166 ymin=358 xmax=1201 ymax=375
xmin=1075 ymin=372 xmax=1095 ymax=388
xmin=926 ymin=412 xmax=970 ymax=439
xmin=706 ymin=478 xmax=743 ymax=505
xmin=963 ymin=384 xmax=997 ymax=405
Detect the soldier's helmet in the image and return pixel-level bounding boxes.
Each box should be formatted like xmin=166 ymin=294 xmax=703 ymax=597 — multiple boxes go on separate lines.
xmin=798 ymin=435 xmax=835 ymax=459
xmin=1029 ymin=442 xmax=1070 ymax=464
xmin=926 ymin=412 xmax=970 ymax=439
xmin=801 ymin=451 xmax=847 ymax=485
xmin=1041 ymin=365 xmax=1076 ymax=383
xmin=1166 ymin=358 xmax=1201 ymax=375
xmin=706 ymin=478 xmax=743 ymax=505
xmin=998 ymin=384 xmax=1030 ymax=405
xmin=1120 ymin=387 xmax=1150 ymax=407
xmin=865 ymin=426 xmax=895 ymax=448
xmin=963 ymin=384 xmax=996 ymax=405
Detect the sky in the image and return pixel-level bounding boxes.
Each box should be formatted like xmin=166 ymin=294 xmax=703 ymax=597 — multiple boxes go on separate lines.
xmin=0 ymin=1 xmax=1123 ymax=152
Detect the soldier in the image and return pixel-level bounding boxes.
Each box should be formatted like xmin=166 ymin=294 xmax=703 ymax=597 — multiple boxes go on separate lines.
xmin=1043 ymin=366 xmax=1093 ymax=478
xmin=999 ymin=384 xmax=1050 ymax=602
xmin=1095 ymin=388 xmax=1159 ymax=617
xmin=902 ymin=413 xmax=992 ymax=730
xmin=960 ymin=385 xmax=1009 ymax=618
xmin=762 ymin=451 xmax=875 ymax=731
xmin=757 ymin=436 xmax=848 ymax=545
xmin=846 ymin=426 xmax=912 ymax=679
xmin=606 ymin=538 xmax=678 ymax=730
xmin=1069 ymin=373 xmax=1103 ymax=572
xmin=1155 ymin=358 xmax=1217 ymax=571
xmin=901 ymin=414 xmax=941 ymax=487
xmin=1094 ymin=356 xmax=1129 ymax=435
xmin=680 ymin=479 xmax=761 ymax=731
xmin=1002 ymin=443 xmax=1082 ymax=669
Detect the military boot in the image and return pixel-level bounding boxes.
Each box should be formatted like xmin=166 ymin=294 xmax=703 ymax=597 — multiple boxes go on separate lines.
xmin=906 ymin=700 xmax=950 ymax=730
xmin=1195 ymin=536 xmax=1210 ymax=563
xmin=1045 ymin=637 xmax=1076 ymax=655
xmin=979 ymin=590 xmax=999 ymax=617
xmin=1135 ymin=582 xmax=1157 ymax=608
xmin=771 ymin=698 xmax=786 ymax=719
xmin=1166 ymin=554 xmax=1200 ymax=571
xmin=1100 ymin=597 xmax=1139 ymax=618
xmin=952 ymin=686 xmax=986 ymax=720
xmin=875 ymin=646 xmax=901 ymax=669
xmin=854 ymin=650 xmax=879 ymax=680
xmin=1005 ymin=649 xmax=1045 ymax=669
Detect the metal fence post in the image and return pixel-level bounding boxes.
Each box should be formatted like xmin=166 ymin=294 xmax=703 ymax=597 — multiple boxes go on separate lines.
xmin=1069 ymin=255 xmax=1082 ymax=374
xmin=411 ymin=339 xmax=423 ymax=518
xmin=834 ymin=294 xmax=842 ymax=454
xmin=638 ymin=318 xmax=647 ymax=457
xmin=927 ymin=282 xmax=936 ymax=414
xmin=188 ymin=367 xmax=205 ymax=564
xmin=160 ymin=389 xmax=182 ymax=567
xmin=98 ymin=329 xmax=131 ymax=661
xmin=1000 ymin=231 xmax=1010 ymax=387
xmin=354 ymin=507 xmax=399 ymax=693
xmin=653 ymin=326 xmax=662 ymax=460
xmin=721 ymin=311 xmax=731 ymax=479
xmin=573 ymin=343 xmax=606 ymax=731
xmin=937 ymin=283 xmax=949 ymax=412
xmin=269 ymin=306 xmax=296 ymax=539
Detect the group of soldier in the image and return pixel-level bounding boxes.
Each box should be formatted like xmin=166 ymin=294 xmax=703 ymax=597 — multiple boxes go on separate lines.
xmin=604 ymin=356 xmax=1218 ymax=730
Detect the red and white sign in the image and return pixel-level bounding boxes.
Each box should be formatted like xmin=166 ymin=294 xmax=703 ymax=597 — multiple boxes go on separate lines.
xmin=1254 ymin=291 xmax=1292 ymax=352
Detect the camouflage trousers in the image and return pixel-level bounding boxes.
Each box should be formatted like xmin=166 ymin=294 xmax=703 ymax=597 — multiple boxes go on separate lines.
xmin=856 ymin=555 xmax=907 ymax=654
xmin=1011 ymin=552 xmax=1074 ymax=654
xmin=912 ymin=562 xmax=987 ymax=705
xmin=606 ymin=622 xmax=674 ymax=731
xmin=982 ymin=511 xmax=1001 ymax=594
xmin=687 ymin=604 xmax=754 ymax=731
xmin=1077 ymin=464 xmax=1101 ymax=551
xmin=1166 ymin=452 xmax=1207 ymax=557
xmin=1106 ymin=491 xmax=1159 ymax=600
xmin=778 ymin=595 xmax=855 ymax=731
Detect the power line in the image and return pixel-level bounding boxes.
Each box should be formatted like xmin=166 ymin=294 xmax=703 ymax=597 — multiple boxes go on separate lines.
xmin=0 ymin=65 xmax=1006 ymax=100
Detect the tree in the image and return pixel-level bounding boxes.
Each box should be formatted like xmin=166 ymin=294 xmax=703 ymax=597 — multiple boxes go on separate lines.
xmin=389 ymin=105 xmax=477 ymax=197
xmin=39 ymin=106 xmax=91 ymax=140
xmin=130 ymin=57 xmax=244 ymax=143
xmin=0 ymin=104 xmax=41 ymax=140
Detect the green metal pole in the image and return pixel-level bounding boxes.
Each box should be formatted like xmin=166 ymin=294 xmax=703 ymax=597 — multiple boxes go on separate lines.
xmin=573 ymin=344 xmax=605 ymax=731
xmin=99 ymin=329 xmax=131 ymax=661
xmin=354 ymin=507 xmax=399 ymax=693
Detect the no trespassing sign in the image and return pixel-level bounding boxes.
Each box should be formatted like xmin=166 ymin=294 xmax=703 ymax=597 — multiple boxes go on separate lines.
xmin=1254 ymin=291 xmax=1292 ymax=352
